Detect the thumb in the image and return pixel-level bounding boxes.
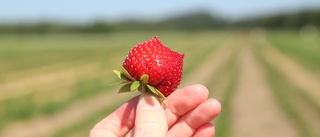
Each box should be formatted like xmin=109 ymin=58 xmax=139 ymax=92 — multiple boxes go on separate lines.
xmin=131 ymin=93 xmax=167 ymax=137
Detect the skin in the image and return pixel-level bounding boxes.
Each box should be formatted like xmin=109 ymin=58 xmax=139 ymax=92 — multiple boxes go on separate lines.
xmin=90 ymin=84 xmax=221 ymax=137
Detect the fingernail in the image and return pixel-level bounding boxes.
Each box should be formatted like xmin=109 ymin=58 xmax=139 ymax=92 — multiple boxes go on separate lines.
xmin=139 ymin=93 xmax=161 ymax=110
xmin=209 ymin=98 xmax=221 ymax=112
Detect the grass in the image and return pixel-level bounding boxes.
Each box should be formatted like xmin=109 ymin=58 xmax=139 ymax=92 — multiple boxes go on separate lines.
xmin=206 ymin=53 xmax=239 ymax=137
xmin=257 ymin=47 xmax=320 ymax=137
xmin=267 ymin=30 xmax=320 ymax=74
xmin=0 ymin=76 xmax=114 ymax=129
xmin=0 ymin=94 xmax=37 ymax=128
xmin=182 ymin=34 xmax=229 ymax=75
xmin=2 ymin=30 xmax=319 ymax=136
xmin=0 ymin=31 xmax=230 ymax=136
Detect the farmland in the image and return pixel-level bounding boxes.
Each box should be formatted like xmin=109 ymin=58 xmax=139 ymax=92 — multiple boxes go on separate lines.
xmin=0 ymin=30 xmax=319 ymax=137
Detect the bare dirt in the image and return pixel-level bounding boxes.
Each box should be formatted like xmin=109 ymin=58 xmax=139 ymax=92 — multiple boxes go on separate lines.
xmin=262 ymin=45 xmax=320 ymax=105
xmin=231 ymin=36 xmax=298 ymax=137
xmin=180 ymin=39 xmax=234 ymax=87
xmin=262 ymin=45 xmax=320 ymax=136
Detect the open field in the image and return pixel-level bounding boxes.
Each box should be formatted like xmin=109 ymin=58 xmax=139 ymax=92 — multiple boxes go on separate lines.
xmin=0 ymin=30 xmax=319 ymax=137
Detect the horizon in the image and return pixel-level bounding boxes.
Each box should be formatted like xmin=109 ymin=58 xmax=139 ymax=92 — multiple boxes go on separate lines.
xmin=1 ymin=0 xmax=320 ymax=25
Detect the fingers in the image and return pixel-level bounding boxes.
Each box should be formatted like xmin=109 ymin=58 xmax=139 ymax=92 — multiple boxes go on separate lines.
xmin=167 ymin=98 xmax=221 ymax=137
xmin=165 ymin=84 xmax=209 ymax=127
xmin=129 ymin=93 xmax=167 ymax=137
xmin=193 ymin=123 xmax=215 ymax=137
xmin=90 ymin=85 xmax=220 ymax=137
xmin=90 ymin=96 xmax=139 ymax=137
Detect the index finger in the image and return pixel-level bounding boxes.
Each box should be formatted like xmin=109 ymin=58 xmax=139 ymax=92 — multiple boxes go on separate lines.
xmin=165 ymin=84 xmax=209 ymax=127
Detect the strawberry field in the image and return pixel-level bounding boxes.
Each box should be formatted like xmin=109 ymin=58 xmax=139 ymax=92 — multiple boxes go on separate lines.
xmin=0 ymin=30 xmax=319 ymax=137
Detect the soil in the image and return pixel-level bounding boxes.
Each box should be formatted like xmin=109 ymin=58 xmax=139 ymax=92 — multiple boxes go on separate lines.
xmin=231 ymin=37 xmax=298 ymax=137
xmin=262 ymin=44 xmax=320 ymax=136
xmin=262 ymin=45 xmax=320 ymax=105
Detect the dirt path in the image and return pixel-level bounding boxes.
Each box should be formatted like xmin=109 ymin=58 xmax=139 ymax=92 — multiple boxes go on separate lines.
xmin=262 ymin=45 xmax=320 ymax=105
xmin=180 ymin=39 xmax=234 ymax=87
xmin=261 ymin=45 xmax=320 ymax=136
xmin=208 ymin=70 xmax=233 ymax=101
xmin=231 ymin=36 xmax=298 ymax=137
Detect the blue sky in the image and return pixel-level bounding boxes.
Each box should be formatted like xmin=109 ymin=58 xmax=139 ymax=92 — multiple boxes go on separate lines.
xmin=1 ymin=0 xmax=320 ymax=24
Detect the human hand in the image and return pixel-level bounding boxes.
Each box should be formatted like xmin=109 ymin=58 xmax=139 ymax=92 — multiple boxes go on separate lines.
xmin=90 ymin=84 xmax=221 ymax=137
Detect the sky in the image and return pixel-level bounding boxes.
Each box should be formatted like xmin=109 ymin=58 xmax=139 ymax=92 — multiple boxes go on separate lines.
xmin=1 ymin=0 xmax=320 ymax=24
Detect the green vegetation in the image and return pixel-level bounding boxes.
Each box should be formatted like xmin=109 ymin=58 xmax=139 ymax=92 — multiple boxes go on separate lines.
xmin=181 ymin=31 xmax=230 ymax=75
xmin=0 ymin=30 xmax=319 ymax=136
xmin=267 ymin=30 xmax=320 ymax=73
xmin=255 ymin=36 xmax=320 ymax=137
xmin=207 ymin=54 xmax=239 ymax=137
xmin=49 ymin=101 xmax=122 ymax=137
xmin=0 ymin=31 xmax=228 ymax=135
xmin=258 ymin=57 xmax=318 ymax=137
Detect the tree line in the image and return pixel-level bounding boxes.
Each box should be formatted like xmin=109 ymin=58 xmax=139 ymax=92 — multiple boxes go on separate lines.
xmin=0 ymin=10 xmax=319 ymax=34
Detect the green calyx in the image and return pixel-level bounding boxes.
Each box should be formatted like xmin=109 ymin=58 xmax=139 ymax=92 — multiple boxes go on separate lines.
xmin=110 ymin=66 xmax=168 ymax=107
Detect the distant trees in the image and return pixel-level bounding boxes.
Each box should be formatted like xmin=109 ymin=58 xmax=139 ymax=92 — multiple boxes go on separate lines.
xmin=236 ymin=10 xmax=320 ymax=29
xmin=0 ymin=10 xmax=319 ymax=34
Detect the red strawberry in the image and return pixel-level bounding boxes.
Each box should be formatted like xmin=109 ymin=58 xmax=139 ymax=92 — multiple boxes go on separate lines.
xmin=112 ymin=36 xmax=184 ymax=105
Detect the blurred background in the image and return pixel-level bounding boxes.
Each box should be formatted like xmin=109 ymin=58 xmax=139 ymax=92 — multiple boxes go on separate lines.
xmin=0 ymin=0 xmax=320 ymax=137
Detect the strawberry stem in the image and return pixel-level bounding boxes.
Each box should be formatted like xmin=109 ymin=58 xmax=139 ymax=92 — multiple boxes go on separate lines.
xmin=111 ymin=68 xmax=168 ymax=107
xmin=146 ymin=84 xmax=168 ymax=107
xmin=141 ymin=83 xmax=146 ymax=94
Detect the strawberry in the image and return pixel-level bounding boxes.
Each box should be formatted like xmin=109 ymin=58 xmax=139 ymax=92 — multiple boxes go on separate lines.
xmin=112 ymin=36 xmax=184 ymax=106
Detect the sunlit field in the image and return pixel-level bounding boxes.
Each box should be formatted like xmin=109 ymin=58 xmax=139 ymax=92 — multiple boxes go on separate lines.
xmin=0 ymin=30 xmax=319 ymax=137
